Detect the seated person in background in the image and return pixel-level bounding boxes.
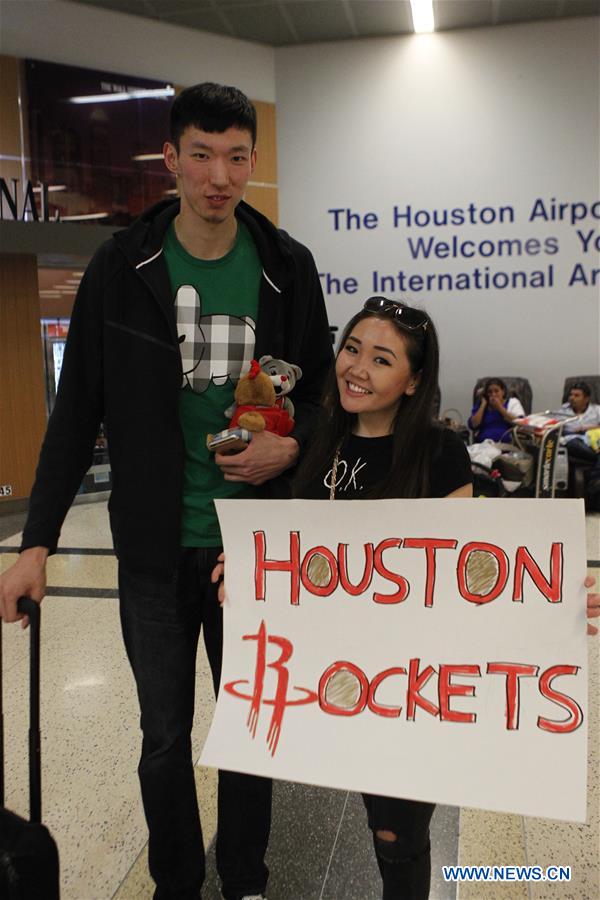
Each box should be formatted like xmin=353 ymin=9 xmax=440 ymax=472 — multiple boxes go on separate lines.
xmin=560 ymin=381 xmax=600 ymax=461
xmin=560 ymin=381 xmax=600 ymax=496
xmin=468 ymin=378 xmax=525 ymax=442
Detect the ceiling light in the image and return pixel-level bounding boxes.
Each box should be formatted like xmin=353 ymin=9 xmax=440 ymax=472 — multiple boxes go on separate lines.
xmin=69 ymin=87 xmax=174 ymax=104
xmin=61 ymin=212 xmax=109 ymax=221
xmin=32 ymin=184 xmax=67 ymax=193
xmin=39 ymin=291 xmax=62 ymax=297
xmin=132 ymin=153 xmax=164 ymax=161
xmin=410 ymin=0 xmax=435 ymax=33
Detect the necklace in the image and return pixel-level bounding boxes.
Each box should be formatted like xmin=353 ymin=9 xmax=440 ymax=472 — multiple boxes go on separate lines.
xmin=329 ymin=446 xmax=341 ymax=501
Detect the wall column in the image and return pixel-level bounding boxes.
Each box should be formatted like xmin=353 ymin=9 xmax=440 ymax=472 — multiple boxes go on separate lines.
xmin=0 ymin=253 xmax=46 ymax=502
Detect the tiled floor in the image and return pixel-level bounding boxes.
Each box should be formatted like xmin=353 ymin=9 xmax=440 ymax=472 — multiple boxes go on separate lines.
xmin=1 ymin=503 xmax=598 ymax=899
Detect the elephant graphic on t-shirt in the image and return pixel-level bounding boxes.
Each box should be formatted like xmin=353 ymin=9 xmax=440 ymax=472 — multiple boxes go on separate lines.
xmin=175 ymin=284 xmax=256 ymax=394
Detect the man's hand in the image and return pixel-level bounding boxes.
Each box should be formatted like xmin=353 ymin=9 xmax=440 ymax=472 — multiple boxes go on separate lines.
xmin=215 ymin=430 xmax=300 ymax=485
xmin=0 ymin=547 xmax=48 ymax=627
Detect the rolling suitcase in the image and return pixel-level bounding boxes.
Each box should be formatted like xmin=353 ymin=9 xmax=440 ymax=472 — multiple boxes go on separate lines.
xmin=0 ymin=597 xmax=60 ymax=899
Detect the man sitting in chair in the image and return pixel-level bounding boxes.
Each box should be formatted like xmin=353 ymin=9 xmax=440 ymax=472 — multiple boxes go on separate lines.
xmin=560 ymin=381 xmax=600 ymax=496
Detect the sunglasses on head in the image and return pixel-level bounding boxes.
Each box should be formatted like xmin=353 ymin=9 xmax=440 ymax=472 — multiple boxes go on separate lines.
xmin=363 ymin=296 xmax=429 ymax=332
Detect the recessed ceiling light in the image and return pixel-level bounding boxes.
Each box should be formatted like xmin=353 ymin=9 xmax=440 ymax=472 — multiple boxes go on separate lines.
xmin=132 ymin=153 xmax=164 ymax=161
xmin=69 ymin=87 xmax=174 ymax=104
xmin=410 ymin=0 xmax=435 ymax=34
xmin=61 ymin=212 xmax=109 ymax=221
xmin=32 ymin=184 xmax=67 ymax=193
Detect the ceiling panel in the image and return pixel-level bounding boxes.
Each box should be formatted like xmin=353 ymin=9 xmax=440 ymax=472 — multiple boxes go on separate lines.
xmin=350 ymin=1 xmax=414 ymax=37
xmin=220 ymin=0 xmax=282 ymax=6
xmin=148 ymin=1 xmax=211 ymax=13
xmin=73 ymin=0 xmax=144 ymax=11
xmin=565 ymin=0 xmax=600 ymax=13
xmin=156 ymin=6 xmax=233 ymax=35
xmin=497 ymin=0 xmax=561 ymax=25
xmin=286 ymin=1 xmax=356 ymax=43
xmin=65 ymin=0 xmax=600 ymax=45
xmin=217 ymin=3 xmax=296 ymax=44
xmin=434 ymin=0 xmax=494 ymax=31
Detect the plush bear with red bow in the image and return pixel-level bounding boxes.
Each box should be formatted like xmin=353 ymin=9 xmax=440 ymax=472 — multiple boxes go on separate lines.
xmin=206 ymin=356 xmax=302 ymax=449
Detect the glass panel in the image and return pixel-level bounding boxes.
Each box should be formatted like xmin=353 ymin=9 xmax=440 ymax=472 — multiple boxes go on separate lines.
xmin=26 ymin=59 xmax=175 ymax=225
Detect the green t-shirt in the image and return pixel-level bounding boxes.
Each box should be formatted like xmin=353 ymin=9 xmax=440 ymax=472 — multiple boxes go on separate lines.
xmin=163 ymin=222 xmax=262 ymax=547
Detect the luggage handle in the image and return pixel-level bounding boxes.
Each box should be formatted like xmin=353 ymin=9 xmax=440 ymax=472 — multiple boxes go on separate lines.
xmin=0 ymin=597 xmax=42 ymax=823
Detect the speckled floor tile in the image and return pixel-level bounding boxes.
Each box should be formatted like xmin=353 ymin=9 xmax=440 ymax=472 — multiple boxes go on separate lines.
xmin=320 ymin=790 xmax=385 ymax=900
xmin=51 ymin=499 xmax=116 ymax=549
xmin=457 ymin=811 xmax=528 ymax=899
xmin=112 ymin=842 xmax=152 ymax=900
xmin=0 ymin=499 xmax=115 ymax=551
xmin=43 ymin=551 xmax=117 ymax=589
xmin=269 ymin=781 xmax=350 ymax=900
xmin=429 ymin=806 xmax=460 ymax=900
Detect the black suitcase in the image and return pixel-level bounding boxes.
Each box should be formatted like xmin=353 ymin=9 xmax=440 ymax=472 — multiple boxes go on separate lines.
xmin=0 ymin=597 xmax=60 ymax=899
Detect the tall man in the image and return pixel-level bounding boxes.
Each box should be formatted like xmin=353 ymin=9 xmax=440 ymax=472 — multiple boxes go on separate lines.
xmin=0 ymin=83 xmax=332 ymax=900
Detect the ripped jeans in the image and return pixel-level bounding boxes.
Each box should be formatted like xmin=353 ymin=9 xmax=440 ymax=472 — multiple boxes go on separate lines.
xmin=362 ymin=793 xmax=435 ymax=900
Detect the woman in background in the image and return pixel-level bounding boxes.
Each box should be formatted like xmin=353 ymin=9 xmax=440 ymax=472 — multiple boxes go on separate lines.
xmin=468 ymin=377 xmax=525 ymax=442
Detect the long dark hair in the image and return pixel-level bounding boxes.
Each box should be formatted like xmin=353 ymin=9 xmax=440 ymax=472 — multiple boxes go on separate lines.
xmin=295 ymin=299 xmax=442 ymax=499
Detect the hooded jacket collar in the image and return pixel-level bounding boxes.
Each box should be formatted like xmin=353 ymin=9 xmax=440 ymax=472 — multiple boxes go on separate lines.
xmin=113 ymin=198 xmax=294 ymax=291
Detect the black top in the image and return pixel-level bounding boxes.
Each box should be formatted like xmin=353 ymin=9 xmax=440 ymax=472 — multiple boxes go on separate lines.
xmin=301 ymin=427 xmax=472 ymax=500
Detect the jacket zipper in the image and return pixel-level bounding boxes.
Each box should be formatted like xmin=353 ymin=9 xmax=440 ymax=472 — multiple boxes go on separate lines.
xmin=106 ymin=319 xmax=177 ymax=352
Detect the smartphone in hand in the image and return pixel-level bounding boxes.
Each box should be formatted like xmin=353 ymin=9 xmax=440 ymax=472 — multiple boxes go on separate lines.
xmin=207 ymin=427 xmax=253 ymax=455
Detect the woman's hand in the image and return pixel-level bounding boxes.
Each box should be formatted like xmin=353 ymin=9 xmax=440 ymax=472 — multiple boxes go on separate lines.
xmin=211 ymin=552 xmax=226 ymax=606
xmin=488 ymin=395 xmax=504 ymax=413
xmin=586 ymin=575 xmax=599 ymax=635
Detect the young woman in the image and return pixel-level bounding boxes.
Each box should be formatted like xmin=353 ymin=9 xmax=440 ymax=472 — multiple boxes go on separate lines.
xmin=212 ymin=297 xmax=600 ymax=900
xmin=294 ymin=296 xmax=472 ymax=899
xmin=468 ymin=377 xmax=525 ymax=443
xmin=295 ymin=297 xmax=472 ymax=503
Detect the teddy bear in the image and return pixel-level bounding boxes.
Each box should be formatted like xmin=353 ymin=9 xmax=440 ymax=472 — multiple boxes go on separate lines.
xmin=256 ymin=354 xmax=303 ymax=420
xmin=206 ymin=356 xmax=302 ymax=450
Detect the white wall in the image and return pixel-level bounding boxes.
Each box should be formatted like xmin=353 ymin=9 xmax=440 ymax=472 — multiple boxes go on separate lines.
xmin=276 ymin=18 xmax=600 ymax=417
xmin=1 ymin=0 xmax=275 ymax=102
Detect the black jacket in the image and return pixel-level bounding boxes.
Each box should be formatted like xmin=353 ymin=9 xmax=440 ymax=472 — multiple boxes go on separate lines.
xmin=22 ymin=199 xmax=333 ymax=576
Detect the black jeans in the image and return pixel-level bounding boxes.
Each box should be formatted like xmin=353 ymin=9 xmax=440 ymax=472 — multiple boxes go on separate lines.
xmin=119 ymin=548 xmax=272 ymax=900
xmin=363 ymin=793 xmax=435 ymax=900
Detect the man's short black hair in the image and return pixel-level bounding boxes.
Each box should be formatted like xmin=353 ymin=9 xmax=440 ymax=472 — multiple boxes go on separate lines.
xmin=570 ymin=381 xmax=591 ymax=397
xmin=170 ymin=82 xmax=257 ymax=149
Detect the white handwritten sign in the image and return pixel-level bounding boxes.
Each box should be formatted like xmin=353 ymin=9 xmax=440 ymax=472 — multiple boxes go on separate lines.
xmin=200 ymin=499 xmax=587 ymax=822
